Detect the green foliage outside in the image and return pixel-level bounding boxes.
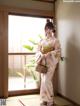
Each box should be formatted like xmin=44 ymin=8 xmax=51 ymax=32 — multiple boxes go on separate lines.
xmin=23 ymin=35 xmax=44 ymax=81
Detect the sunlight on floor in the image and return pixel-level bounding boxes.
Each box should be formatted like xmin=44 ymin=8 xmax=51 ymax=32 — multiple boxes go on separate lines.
xmin=6 ymin=94 xmax=73 ymax=106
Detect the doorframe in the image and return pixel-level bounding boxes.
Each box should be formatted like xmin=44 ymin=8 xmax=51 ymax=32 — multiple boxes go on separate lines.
xmin=0 ymin=5 xmax=53 ymax=97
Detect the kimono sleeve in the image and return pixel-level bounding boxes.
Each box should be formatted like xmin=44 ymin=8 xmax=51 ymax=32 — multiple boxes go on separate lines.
xmin=35 ymin=41 xmax=43 ymax=64
xmin=51 ymin=39 xmax=61 ymax=63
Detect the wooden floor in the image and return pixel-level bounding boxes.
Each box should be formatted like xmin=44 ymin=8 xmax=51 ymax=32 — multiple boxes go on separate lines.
xmin=6 ymin=94 xmax=75 ymax=106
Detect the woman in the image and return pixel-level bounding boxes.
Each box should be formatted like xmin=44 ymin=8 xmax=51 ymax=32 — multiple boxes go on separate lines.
xmin=36 ymin=19 xmax=61 ymax=106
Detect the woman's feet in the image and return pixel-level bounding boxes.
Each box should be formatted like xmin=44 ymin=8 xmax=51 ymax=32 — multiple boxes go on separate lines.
xmin=40 ymin=101 xmax=47 ymax=106
xmin=40 ymin=101 xmax=55 ymax=106
xmin=47 ymin=102 xmax=55 ymax=106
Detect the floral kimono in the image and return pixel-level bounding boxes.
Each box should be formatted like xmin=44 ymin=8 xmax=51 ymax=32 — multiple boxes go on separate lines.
xmin=35 ymin=36 xmax=61 ymax=105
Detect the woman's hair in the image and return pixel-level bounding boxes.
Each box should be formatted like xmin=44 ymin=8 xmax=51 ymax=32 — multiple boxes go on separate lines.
xmin=45 ymin=19 xmax=55 ymax=33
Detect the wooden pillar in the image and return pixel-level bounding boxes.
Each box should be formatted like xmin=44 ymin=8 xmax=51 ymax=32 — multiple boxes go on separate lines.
xmin=0 ymin=10 xmax=8 ymax=98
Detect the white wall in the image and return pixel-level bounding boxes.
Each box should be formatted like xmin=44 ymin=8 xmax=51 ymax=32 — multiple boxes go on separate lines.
xmin=55 ymin=0 xmax=80 ymax=104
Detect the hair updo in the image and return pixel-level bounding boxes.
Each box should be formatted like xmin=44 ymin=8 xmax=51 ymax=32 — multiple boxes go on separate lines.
xmin=45 ymin=19 xmax=55 ymax=33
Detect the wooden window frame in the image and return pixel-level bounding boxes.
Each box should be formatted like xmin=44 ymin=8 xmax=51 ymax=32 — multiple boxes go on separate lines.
xmin=0 ymin=5 xmax=54 ymax=97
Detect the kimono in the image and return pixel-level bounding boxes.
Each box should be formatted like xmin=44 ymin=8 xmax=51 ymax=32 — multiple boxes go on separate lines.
xmin=35 ymin=36 xmax=61 ymax=105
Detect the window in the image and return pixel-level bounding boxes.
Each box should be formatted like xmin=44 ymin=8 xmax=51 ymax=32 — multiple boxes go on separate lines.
xmin=8 ymin=15 xmax=47 ymax=91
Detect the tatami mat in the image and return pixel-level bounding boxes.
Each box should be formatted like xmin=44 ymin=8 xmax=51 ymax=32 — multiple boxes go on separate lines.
xmin=6 ymin=94 xmax=73 ymax=106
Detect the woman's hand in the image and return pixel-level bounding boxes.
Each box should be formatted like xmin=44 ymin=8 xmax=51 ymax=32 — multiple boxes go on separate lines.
xmin=45 ymin=52 xmax=51 ymax=58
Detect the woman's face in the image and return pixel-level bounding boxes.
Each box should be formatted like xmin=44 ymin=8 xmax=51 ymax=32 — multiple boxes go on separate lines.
xmin=45 ymin=27 xmax=53 ymax=38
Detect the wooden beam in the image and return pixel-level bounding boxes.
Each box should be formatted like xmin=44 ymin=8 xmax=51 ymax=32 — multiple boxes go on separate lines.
xmin=0 ymin=5 xmax=53 ymax=18
xmin=34 ymin=0 xmax=54 ymax=3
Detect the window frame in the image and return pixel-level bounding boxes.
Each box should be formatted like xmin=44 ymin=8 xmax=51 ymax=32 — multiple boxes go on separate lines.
xmin=0 ymin=5 xmax=53 ymax=97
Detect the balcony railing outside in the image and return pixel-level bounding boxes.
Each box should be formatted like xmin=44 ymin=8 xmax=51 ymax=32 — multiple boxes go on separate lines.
xmin=8 ymin=53 xmax=40 ymax=91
